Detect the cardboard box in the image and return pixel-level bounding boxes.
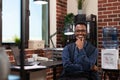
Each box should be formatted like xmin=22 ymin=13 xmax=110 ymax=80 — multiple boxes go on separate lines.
xmin=28 ymin=40 xmax=45 ymax=49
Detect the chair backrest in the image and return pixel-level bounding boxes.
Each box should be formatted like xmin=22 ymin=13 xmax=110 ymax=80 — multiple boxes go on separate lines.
xmin=0 ymin=47 xmax=10 ymax=80
xmin=11 ymin=46 xmax=20 ymax=65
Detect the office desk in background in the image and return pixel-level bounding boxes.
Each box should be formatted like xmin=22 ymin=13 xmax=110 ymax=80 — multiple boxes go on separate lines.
xmin=11 ymin=60 xmax=62 ymax=80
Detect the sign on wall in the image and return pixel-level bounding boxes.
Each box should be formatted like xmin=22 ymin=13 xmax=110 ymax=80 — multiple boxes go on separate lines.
xmin=101 ymin=49 xmax=119 ymax=69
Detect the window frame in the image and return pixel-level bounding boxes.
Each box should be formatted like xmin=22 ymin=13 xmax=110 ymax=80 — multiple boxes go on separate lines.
xmin=0 ymin=0 xmax=50 ymax=48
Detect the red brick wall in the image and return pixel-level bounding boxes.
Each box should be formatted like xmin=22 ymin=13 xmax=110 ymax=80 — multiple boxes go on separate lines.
xmin=46 ymin=0 xmax=67 ymax=79
xmin=98 ymin=0 xmax=120 ymax=66
xmin=98 ymin=0 xmax=120 ymax=79
xmin=56 ymin=0 xmax=67 ymax=47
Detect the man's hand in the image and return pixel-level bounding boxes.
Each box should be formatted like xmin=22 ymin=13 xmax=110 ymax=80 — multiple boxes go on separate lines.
xmin=75 ymin=37 xmax=84 ymax=49
xmin=91 ymin=65 xmax=99 ymax=72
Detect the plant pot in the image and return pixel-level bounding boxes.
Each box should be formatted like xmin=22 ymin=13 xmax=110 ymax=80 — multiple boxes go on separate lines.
xmin=78 ymin=9 xmax=83 ymax=14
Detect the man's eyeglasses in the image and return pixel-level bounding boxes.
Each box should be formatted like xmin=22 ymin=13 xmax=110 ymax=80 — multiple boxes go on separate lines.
xmin=75 ymin=30 xmax=86 ymax=33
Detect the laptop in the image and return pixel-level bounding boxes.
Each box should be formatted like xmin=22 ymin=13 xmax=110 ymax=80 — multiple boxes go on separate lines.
xmin=11 ymin=46 xmax=40 ymax=66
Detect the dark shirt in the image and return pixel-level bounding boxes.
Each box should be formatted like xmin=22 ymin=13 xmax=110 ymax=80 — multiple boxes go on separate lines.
xmin=62 ymin=41 xmax=98 ymax=73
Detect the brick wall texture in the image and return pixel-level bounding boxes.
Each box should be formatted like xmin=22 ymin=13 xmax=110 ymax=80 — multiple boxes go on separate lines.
xmin=56 ymin=0 xmax=67 ymax=47
xmin=98 ymin=0 xmax=120 ymax=79
xmin=98 ymin=0 xmax=120 ymax=66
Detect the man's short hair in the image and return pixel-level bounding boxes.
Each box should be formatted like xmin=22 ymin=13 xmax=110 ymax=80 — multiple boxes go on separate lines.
xmin=75 ymin=21 xmax=87 ymax=27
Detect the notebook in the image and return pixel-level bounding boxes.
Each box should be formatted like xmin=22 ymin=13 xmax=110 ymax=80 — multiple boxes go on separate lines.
xmin=11 ymin=46 xmax=40 ymax=66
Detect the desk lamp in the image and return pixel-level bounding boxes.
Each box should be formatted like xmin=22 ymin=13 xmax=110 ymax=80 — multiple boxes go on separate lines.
xmin=49 ymin=31 xmax=57 ymax=48
xmin=49 ymin=28 xmax=63 ymax=48
xmin=64 ymin=24 xmax=74 ymax=44
xmin=34 ymin=0 xmax=48 ymax=4
xmin=64 ymin=24 xmax=74 ymax=35
xmin=49 ymin=24 xmax=74 ymax=48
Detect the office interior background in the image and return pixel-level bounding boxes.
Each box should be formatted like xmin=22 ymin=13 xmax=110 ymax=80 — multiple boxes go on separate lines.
xmin=0 ymin=0 xmax=120 ymax=80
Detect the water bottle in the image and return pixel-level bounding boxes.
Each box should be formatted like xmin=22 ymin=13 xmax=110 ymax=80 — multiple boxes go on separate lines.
xmin=102 ymin=27 xmax=118 ymax=49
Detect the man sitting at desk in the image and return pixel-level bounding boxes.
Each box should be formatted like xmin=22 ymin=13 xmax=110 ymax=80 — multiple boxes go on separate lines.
xmin=59 ymin=22 xmax=100 ymax=80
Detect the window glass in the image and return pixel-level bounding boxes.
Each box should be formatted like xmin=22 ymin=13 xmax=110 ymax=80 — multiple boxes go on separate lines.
xmin=2 ymin=0 xmax=49 ymax=46
xmin=2 ymin=0 xmax=20 ymax=43
xmin=29 ymin=0 xmax=49 ymax=46
xmin=29 ymin=0 xmax=42 ymax=40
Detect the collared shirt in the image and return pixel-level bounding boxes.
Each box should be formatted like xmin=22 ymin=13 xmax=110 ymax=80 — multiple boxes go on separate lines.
xmin=62 ymin=41 xmax=98 ymax=73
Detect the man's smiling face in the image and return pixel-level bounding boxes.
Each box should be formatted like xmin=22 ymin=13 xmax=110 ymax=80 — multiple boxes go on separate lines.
xmin=75 ymin=24 xmax=87 ymax=40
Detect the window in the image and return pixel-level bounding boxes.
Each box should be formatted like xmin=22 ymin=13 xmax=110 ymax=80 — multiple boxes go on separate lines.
xmin=2 ymin=0 xmax=49 ymax=47
xmin=29 ymin=0 xmax=42 ymax=40
xmin=29 ymin=0 xmax=49 ymax=46
xmin=2 ymin=0 xmax=20 ymax=43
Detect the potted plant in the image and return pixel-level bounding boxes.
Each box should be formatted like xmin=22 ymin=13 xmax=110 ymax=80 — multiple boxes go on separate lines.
xmin=64 ymin=13 xmax=74 ymax=26
xmin=64 ymin=13 xmax=74 ymax=35
xmin=13 ymin=36 xmax=21 ymax=48
xmin=77 ymin=0 xmax=84 ymax=14
xmin=61 ymin=13 xmax=74 ymax=46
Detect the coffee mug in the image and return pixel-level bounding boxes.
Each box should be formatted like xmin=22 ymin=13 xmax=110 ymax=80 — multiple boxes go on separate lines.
xmin=32 ymin=54 xmax=38 ymax=61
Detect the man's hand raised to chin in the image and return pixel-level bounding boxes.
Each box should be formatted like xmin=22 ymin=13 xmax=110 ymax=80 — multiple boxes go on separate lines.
xmin=75 ymin=36 xmax=85 ymax=49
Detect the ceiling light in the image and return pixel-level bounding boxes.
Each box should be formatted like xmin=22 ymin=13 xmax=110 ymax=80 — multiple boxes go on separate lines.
xmin=34 ymin=0 xmax=48 ymax=5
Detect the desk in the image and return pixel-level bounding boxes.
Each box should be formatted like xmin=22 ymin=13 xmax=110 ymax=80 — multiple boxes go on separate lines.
xmin=102 ymin=69 xmax=120 ymax=80
xmin=40 ymin=60 xmax=62 ymax=80
xmin=11 ymin=60 xmax=62 ymax=80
